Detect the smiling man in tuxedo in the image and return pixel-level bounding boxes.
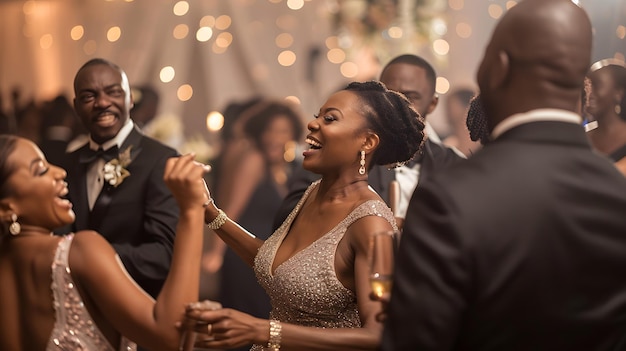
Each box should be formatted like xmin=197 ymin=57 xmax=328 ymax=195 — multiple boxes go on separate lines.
xmin=58 ymin=58 xmax=179 ymax=299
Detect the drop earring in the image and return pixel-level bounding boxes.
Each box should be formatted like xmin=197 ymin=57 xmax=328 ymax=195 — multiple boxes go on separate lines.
xmin=9 ymin=214 xmax=20 ymax=236
xmin=615 ymin=103 xmax=622 ymax=115
xmin=359 ymin=150 xmax=366 ymax=175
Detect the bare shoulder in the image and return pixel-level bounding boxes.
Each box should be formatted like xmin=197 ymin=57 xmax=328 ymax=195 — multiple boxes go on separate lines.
xmin=346 ymin=210 xmax=395 ymax=252
xmin=68 ymin=231 xmax=118 ymax=278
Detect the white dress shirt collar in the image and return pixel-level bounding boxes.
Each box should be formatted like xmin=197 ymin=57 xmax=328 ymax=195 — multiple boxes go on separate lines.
xmin=88 ymin=119 xmax=134 ymax=151
xmin=491 ymin=109 xmax=582 ymax=140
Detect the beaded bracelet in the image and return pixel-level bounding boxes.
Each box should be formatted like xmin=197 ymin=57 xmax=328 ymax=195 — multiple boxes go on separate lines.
xmin=267 ymin=319 xmax=282 ymax=351
xmin=206 ymin=208 xmax=227 ymax=230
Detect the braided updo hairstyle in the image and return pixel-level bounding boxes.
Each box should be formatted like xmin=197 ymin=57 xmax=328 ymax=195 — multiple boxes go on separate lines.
xmin=0 ymin=135 xmax=18 ymax=237
xmin=344 ymin=81 xmax=425 ymax=167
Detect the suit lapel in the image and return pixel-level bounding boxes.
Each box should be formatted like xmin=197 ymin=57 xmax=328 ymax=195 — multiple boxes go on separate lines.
xmin=68 ymin=145 xmax=91 ymax=231
xmin=369 ymin=164 xmax=396 ymax=206
xmin=89 ymin=127 xmax=144 ymax=229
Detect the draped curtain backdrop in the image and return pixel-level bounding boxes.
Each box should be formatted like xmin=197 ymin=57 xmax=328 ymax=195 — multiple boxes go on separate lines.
xmin=0 ymin=0 xmax=624 ymax=152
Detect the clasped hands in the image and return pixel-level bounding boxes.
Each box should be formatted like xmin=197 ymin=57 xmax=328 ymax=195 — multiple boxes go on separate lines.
xmin=178 ymin=300 xmax=269 ymax=351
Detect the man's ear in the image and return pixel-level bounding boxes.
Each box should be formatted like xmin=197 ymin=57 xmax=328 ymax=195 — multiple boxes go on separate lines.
xmin=426 ymin=94 xmax=439 ymax=116
xmin=362 ymin=132 xmax=380 ymax=154
xmin=489 ymin=50 xmax=510 ymax=91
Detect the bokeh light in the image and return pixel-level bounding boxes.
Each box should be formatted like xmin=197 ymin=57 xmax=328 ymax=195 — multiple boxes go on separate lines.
xmin=506 ymin=1 xmax=518 ymax=10
xmin=325 ymin=36 xmax=339 ymax=49
xmin=433 ymin=39 xmax=450 ymax=55
xmin=432 ymin=18 xmax=447 ymax=36
xmin=275 ymin=33 xmax=294 ymax=48
xmin=436 ymin=77 xmax=450 ymax=94
xmin=173 ymin=1 xmax=189 ymax=16
xmin=196 ymin=27 xmax=213 ymax=42
xmin=200 ymin=15 xmax=216 ymax=28
xmin=215 ymin=32 xmax=233 ymax=48
xmin=387 ymin=26 xmax=403 ymax=39
xmin=617 ymin=25 xmax=626 ymax=40
xmin=285 ymin=96 xmax=301 ymax=105
xmin=488 ymin=4 xmax=504 ymax=19
xmin=206 ymin=111 xmax=224 ymax=132
xmin=448 ymin=0 xmax=463 ymax=10
xmin=40 ymin=34 xmax=53 ymax=49
xmin=456 ymin=22 xmax=472 ymax=38
xmin=327 ymin=48 xmax=346 ymax=64
xmin=160 ymin=66 xmax=176 ymax=83
xmin=340 ymin=62 xmax=358 ymax=78
xmin=177 ymin=84 xmax=193 ymax=101
xmin=287 ymin=0 xmax=305 ymax=10
xmin=70 ymin=25 xmax=84 ymax=41
xmin=173 ymin=24 xmax=189 ymax=39
xmin=107 ymin=26 xmax=121 ymax=42
xmin=215 ymin=15 xmax=232 ymax=30
xmin=278 ymin=50 xmax=297 ymax=66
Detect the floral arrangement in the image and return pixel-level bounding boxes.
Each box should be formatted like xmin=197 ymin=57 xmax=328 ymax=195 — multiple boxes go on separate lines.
xmin=103 ymin=145 xmax=132 ymax=187
xmin=332 ymin=0 xmax=443 ymax=64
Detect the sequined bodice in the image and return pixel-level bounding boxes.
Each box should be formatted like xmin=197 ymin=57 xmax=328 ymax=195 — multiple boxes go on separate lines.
xmin=254 ymin=180 xmax=396 ymax=334
xmin=47 ymin=234 xmax=136 ymax=351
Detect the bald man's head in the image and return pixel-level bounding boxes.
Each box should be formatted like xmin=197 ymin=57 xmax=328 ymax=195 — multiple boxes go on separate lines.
xmin=477 ymin=0 xmax=592 ymax=129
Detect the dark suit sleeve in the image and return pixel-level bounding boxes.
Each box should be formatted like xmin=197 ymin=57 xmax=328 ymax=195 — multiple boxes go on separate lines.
xmin=112 ymin=149 xmax=179 ymax=298
xmin=382 ymin=179 xmax=470 ymax=350
xmin=272 ymin=166 xmax=319 ymax=231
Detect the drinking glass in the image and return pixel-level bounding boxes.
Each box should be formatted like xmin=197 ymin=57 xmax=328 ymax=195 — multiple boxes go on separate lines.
xmin=369 ymin=230 xmax=398 ymax=300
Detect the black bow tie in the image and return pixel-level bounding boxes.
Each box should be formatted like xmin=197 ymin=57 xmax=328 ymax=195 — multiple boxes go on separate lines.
xmin=79 ymin=145 xmax=119 ymax=164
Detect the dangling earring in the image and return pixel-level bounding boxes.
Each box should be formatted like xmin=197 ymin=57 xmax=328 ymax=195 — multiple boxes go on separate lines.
xmin=615 ymin=103 xmax=622 ymax=115
xmin=359 ymin=150 xmax=366 ymax=175
xmin=9 ymin=214 xmax=21 ymax=236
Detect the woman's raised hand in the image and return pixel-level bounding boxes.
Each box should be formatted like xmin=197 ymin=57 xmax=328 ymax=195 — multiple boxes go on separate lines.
xmin=164 ymin=154 xmax=212 ymax=211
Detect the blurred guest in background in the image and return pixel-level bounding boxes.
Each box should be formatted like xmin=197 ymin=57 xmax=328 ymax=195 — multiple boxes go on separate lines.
xmin=207 ymin=96 xmax=263 ymax=210
xmin=442 ymin=87 xmax=481 ymax=156
xmin=383 ymin=1 xmax=626 ymax=349
xmin=585 ymin=58 xmax=626 ymax=176
xmin=203 ymin=99 xmax=304 ymax=351
xmin=39 ymin=95 xmax=82 ymax=166
xmin=15 ymin=100 xmax=42 ymax=145
xmin=130 ymin=85 xmax=160 ymax=129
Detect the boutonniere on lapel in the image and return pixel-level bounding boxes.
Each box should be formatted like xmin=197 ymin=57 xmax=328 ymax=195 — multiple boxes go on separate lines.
xmin=103 ymin=145 xmax=133 ymax=187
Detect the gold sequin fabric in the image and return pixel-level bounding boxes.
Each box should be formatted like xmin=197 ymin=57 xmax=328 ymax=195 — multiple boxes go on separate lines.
xmin=251 ymin=181 xmax=396 ymax=350
xmin=47 ymin=234 xmax=137 ymax=351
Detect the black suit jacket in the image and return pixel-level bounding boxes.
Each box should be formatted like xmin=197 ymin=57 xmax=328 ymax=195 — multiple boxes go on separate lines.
xmin=272 ymin=138 xmax=462 ymax=230
xmin=383 ymin=121 xmax=626 ymax=350
xmin=58 ymin=126 xmax=179 ymax=298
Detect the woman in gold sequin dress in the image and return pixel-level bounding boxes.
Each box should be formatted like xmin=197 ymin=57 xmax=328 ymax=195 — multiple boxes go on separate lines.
xmin=187 ymin=81 xmax=425 ymax=350
xmin=0 ymin=135 xmax=209 ymax=351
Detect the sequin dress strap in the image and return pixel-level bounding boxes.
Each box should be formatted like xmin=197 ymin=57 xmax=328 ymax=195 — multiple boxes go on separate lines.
xmin=47 ymin=234 xmax=137 ymax=351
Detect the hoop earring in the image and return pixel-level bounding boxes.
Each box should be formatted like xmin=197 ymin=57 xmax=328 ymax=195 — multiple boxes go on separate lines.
xmin=9 ymin=214 xmax=20 ymax=236
xmin=359 ymin=150 xmax=366 ymax=175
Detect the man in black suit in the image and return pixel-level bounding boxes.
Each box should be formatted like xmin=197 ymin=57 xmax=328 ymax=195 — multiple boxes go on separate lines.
xmin=273 ymin=55 xmax=462 ymax=230
xmin=383 ymin=1 xmax=626 ymax=350
xmin=59 ymin=58 xmax=179 ymax=299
